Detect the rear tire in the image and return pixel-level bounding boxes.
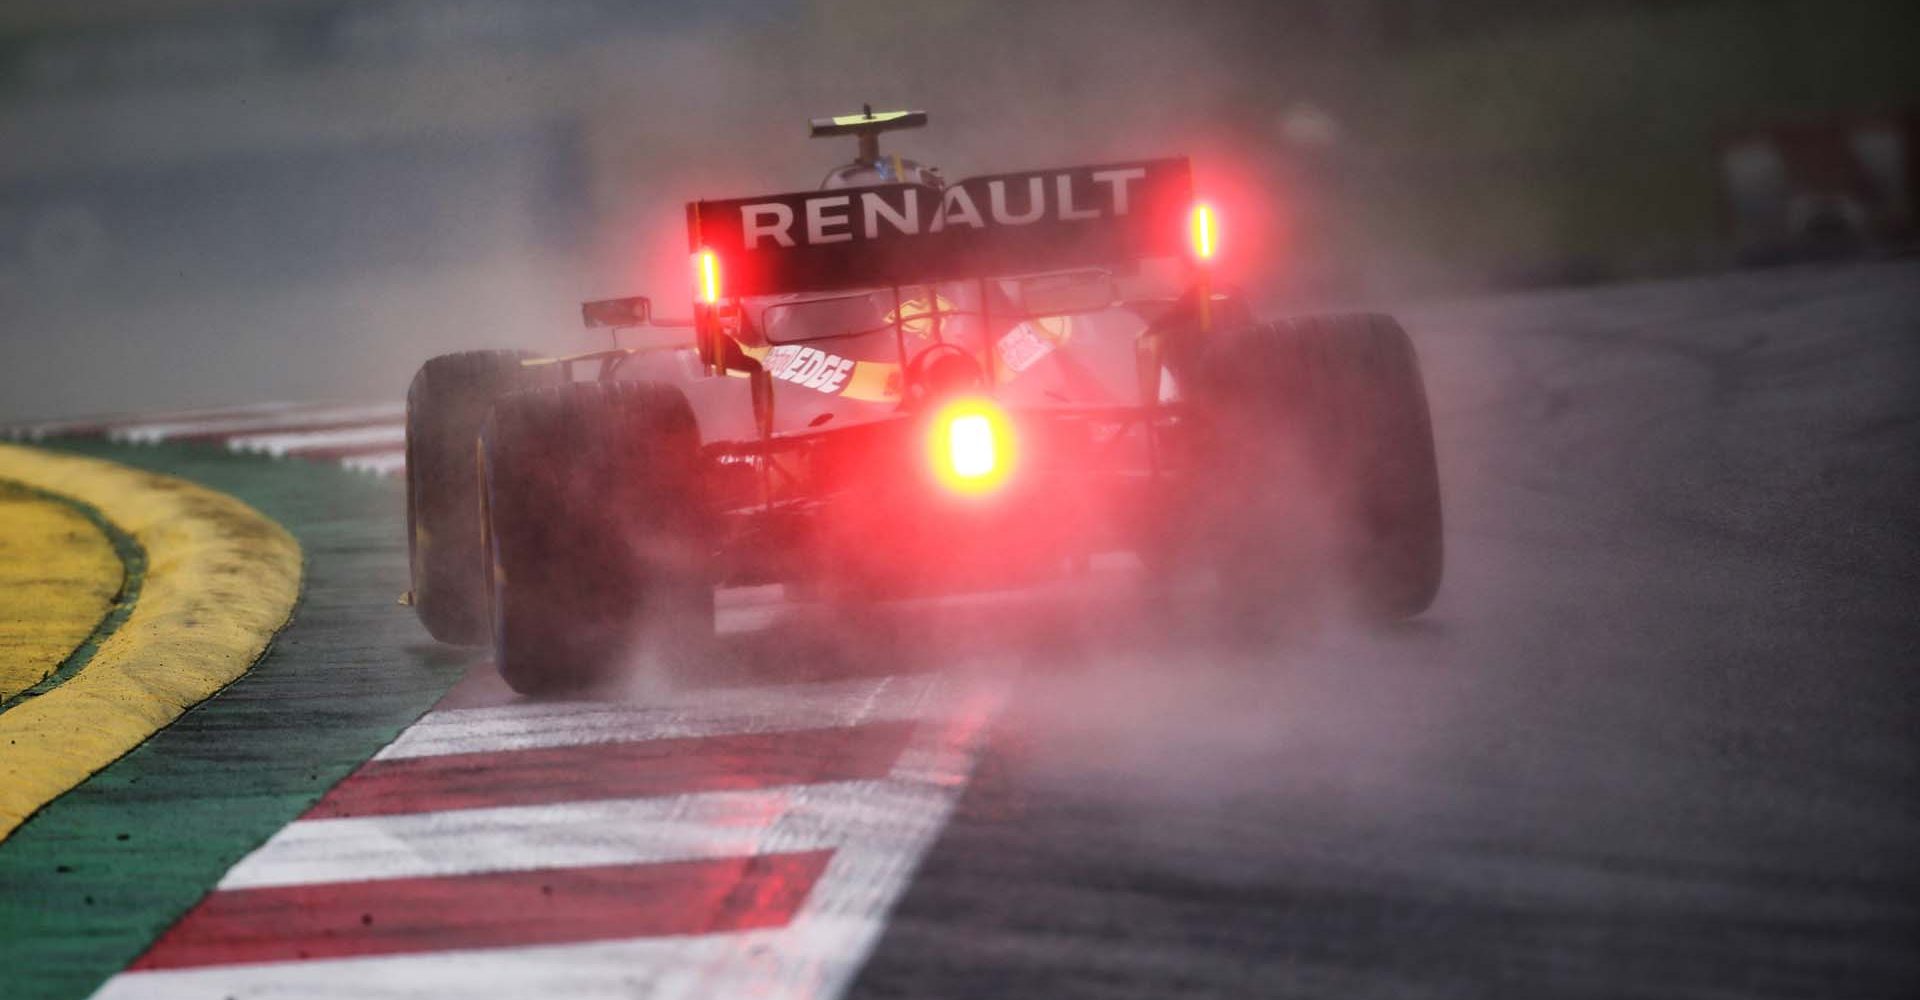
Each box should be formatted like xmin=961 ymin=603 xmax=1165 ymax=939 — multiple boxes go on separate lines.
xmin=406 ymin=350 xmax=561 ymax=644
xmin=480 ymin=381 xmax=713 ymax=696
xmin=1194 ymin=313 xmax=1443 ymax=621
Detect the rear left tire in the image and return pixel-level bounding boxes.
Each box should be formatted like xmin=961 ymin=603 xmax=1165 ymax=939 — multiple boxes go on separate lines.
xmin=480 ymin=381 xmax=714 ymax=696
xmin=406 ymin=350 xmax=563 ymax=644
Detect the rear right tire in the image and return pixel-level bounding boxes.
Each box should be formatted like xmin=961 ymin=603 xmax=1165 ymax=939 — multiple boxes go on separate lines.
xmin=480 ymin=381 xmax=714 ymax=696
xmin=1193 ymin=313 xmax=1443 ymax=621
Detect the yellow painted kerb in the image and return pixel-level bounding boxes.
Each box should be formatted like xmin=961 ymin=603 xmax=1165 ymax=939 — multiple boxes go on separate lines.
xmin=0 ymin=481 xmax=123 ymax=700
xmin=0 ymin=443 xmax=302 ymax=840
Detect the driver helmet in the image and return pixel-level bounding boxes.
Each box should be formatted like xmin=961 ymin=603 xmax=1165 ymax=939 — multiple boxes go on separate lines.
xmin=821 ymin=155 xmax=945 ymax=190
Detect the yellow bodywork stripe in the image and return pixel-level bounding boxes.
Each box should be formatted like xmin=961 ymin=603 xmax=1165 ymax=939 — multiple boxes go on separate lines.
xmin=0 ymin=444 xmax=302 ymax=840
xmin=0 ymin=481 xmax=122 ymax=700
xmin=840 ymin=356 xmax=901 ymax=402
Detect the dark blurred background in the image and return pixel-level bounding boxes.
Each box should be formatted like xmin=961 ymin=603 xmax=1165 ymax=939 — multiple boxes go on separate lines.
xmin=1 ymin=0 xmax=1915 ymax=420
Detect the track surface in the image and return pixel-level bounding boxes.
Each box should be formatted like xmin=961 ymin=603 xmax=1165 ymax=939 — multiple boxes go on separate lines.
xmin=10 ymin=261 xmax=1920 ymax=998
xmin=849 ymin=261 xmax=1920 ymax=998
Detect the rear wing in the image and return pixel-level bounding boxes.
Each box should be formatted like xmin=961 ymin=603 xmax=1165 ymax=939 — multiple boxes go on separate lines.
xmin=686 ymin=157 xmax=1193 ymax=299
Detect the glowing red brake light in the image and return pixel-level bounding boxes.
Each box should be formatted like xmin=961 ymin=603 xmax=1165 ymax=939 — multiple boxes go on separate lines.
xmin=949 ymin=414 xmax=995 ymax=477
xmin=928 ymin=398 xmax=1014 ymax=495
xmin=694 ymin=248 xmax=721 ymax=305
xmin=1190 ymin=203 xmax=1217 ymax=261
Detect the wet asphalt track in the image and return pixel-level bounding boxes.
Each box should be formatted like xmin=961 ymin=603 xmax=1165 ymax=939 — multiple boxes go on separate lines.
xmin=842 ymin=261 xmax=1920 ymax=998
xmin=20 ymin=261 xmax=1918 ymax=998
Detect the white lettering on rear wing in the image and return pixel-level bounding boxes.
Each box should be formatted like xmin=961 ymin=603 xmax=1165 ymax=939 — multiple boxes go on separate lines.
xmin=688 ymin=158 xmax=1191 ymax=297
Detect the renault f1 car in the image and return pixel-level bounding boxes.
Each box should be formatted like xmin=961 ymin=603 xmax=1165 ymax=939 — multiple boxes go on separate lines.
xmin=404 ymin=109 xmax=1443 ymax=694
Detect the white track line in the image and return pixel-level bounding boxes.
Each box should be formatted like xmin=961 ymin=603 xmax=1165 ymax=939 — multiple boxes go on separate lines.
xmin=221 ymin=782 xmax=891 ymax=890
xmin=110 ymin=403 xmax=405 ymax=444
xmin=377 ymin=676 xmax=927 ymax=761
xmin=96 ymin=678 xmax=1003 ymax=1000
xmin=340 ymin=451 xmax=406 ymax=476
xmin=224 ymin=424 xmax=406 ymax=457
xmin=2 ymin=402 xmax=309 ymax=441
xmin=4 ymin=400 xmax=413 ymax=478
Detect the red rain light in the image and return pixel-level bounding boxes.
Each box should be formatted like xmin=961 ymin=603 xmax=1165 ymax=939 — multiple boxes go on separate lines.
xmin=694 ymin=248 xmax=721 ymax=304
xmin=928 ymin=397 xmax=1015 ymax=495
xmin=1190 ymin=203 xmax=1217 ymax=261
xmin=950 ymin=414 xmax=995 ymax=478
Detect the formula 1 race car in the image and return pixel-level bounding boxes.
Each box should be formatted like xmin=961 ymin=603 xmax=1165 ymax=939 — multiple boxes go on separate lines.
xmin=404 ymin=109 xmax=1443 ymax=694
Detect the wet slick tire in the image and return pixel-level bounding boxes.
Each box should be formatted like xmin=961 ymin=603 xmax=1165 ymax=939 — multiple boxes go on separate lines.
xmin=480 ymin=381 xmax=713 ymax=696
xmin=406 ymin=350 xmax=562 ymax=644
xmin=1196 ymin=313 xmax=1443 ymax=622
